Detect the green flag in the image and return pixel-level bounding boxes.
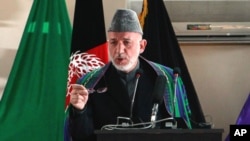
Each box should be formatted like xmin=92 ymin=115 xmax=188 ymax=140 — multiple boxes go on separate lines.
xmin=0 ymin=0 xmax=72 ymax=140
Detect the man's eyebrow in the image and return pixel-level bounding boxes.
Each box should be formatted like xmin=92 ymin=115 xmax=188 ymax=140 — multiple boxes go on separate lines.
xmin=123 ymin=38 xmax=132 ymax=41
xmin=109 ymin=38 xmax=117 ymax=41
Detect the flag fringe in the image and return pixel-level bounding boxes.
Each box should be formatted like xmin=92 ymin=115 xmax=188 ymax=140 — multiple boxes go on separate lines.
xmin=139 ymin=0 xmax=148 ymax=29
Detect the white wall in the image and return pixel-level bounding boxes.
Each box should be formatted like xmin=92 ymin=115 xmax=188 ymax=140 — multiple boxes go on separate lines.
xmin=0 ymin=0 xmax=249 ymax=140
xmin=0 ymin=0 xmax=33 ymax=98
xmin=180 ymin=43 xmax=250 ymax=140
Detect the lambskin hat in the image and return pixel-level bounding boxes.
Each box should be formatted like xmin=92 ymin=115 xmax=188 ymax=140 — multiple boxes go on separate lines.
xmin=108 ymin=9 xmax=143 ymax=34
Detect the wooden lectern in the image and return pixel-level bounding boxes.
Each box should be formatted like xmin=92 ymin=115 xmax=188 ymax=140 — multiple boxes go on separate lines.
xmin=95 ymin=129 xmax=224 ymax=141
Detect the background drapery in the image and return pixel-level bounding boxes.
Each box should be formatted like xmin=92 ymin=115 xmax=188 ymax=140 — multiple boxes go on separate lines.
xmin=139 ymin=0 xmax=206 ymax=127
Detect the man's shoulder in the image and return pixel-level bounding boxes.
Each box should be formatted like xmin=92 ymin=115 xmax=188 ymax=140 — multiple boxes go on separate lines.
xmin=139 ymin=56 xmax=173 ymax=73
xmin=146 ymin=60 xmax=173 ymax=75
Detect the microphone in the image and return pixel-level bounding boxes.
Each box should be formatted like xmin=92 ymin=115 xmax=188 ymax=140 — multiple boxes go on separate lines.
xmin=129 ymin=69 xmax=143 ymax=120
xmin=172 ymin=67 xmax=181 ymax=128
xmin=173 ymin=67 xmax=181 ymax=105
xmin=173 ymin=67 xmax=181 ymax=77
xmin=151 ymin=75 xmax=166 ymax=128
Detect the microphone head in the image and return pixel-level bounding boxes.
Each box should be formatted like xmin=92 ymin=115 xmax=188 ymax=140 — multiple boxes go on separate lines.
xmin=173 ymin=67 xmax=181 ymax=76
xmin=135 ymin=68 xmax=143 ymax=78
xmin=152 ymin=75 xmax=166 ymax=103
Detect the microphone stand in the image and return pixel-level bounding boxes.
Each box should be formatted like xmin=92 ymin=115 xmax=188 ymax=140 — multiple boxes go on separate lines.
xmin=115 ymin=70 xmax=142 ymax=129
xmin=172 ymin=68 xmax=180 ymax=129
xmin=130 ymin=74 xmax=140 ymax=120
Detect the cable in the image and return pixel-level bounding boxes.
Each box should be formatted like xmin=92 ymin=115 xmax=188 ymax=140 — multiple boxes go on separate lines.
xmin=101 ymin=117 xmax=174 ymax=130
xmin=190 ymin=114 xmax=214 ymax=129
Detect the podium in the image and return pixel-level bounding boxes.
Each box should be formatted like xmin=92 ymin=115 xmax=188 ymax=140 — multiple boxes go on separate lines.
xmin=95 ymin=129 xmax=224 ymax=141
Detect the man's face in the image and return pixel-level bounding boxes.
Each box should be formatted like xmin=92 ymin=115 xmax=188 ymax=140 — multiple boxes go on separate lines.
xmin=107 ymin=32 xmax=146 ymax=73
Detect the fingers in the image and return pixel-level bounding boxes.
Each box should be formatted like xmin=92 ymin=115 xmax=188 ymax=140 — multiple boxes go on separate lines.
xmin=71 ymin=84 xmax=86 ymax=90
xmin=71 ymin=84 xmax=88 ymax=96
xmin=70 ymin=84 xmax=89 ymax=110
xmin=70 ymin=94 xmax=86 ymax=105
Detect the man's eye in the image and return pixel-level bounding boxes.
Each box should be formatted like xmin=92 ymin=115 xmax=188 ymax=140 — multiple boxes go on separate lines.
xmin=124 ymin=41 xmax=131 ymax=46
xmin=110 ymin=41 xmax=116 ymax=45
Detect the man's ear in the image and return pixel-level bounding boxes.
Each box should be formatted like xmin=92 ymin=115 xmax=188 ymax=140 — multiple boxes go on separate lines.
xmin=139 ymin=39 xmax=147 ymax=53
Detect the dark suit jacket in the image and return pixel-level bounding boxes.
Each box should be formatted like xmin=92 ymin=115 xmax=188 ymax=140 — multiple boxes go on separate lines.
xmin=68 ymin=57 xmax=192 ymax=141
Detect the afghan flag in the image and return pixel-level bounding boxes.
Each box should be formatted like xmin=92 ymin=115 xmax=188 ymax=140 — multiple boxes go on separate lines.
xmin=138 ymin=0 xmax=206 ymax=127
xmin=0 ymin=0 xmax=71 ymax=140
xmin=65 ymin=0 xmax=109 ymax=110
xmin=64 ymin=0 xmax=108 ymax=140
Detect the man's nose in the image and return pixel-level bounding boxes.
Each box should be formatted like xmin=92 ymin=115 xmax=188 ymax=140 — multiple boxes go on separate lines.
xmin=116 ymin=43 xmax=125 ymax=53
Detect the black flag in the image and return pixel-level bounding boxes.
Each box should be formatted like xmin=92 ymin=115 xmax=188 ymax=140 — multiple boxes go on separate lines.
xmin=139 ymin=0 xmax=206 ymax=127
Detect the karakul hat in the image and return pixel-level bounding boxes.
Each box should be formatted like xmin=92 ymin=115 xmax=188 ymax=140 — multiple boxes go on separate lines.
xmin=108 ymin=9 xmax=143 ymax=34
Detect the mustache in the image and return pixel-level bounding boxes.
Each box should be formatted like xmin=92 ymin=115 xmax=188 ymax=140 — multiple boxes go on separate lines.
xmin=114 ymin=54 xmax=128 ymax=59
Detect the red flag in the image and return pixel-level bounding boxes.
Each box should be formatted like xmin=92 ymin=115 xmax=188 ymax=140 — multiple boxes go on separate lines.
xmin=65 ymin=0 xmax=108 ymax=109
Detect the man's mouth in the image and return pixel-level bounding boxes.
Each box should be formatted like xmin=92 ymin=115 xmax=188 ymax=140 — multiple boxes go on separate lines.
xmin=115 ymin=57 xmax=127 ymax=65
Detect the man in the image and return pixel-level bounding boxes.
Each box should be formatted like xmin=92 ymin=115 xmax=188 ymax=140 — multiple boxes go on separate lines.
xmin=66 ymin=9 xmax=192 ymax=141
